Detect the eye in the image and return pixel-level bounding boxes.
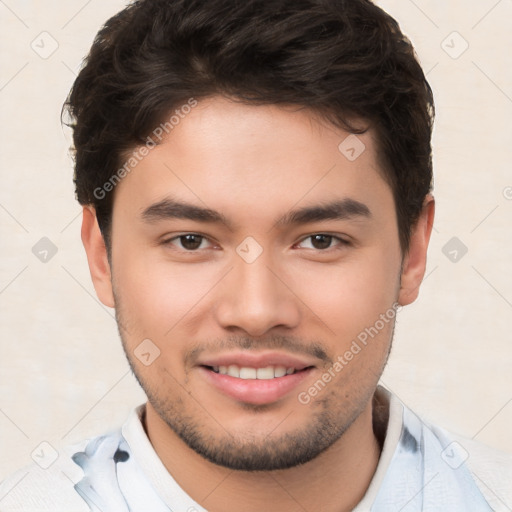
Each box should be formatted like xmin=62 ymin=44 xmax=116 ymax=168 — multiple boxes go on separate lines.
xmin=164 ymin=234 xmax=212 ymax=251
xmin=296 ymin=234 xmax=348 ymax=250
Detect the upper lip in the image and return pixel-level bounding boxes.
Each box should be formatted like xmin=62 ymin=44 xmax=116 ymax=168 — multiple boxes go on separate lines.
xmin=198 ymin=351 xmax=316 ymax=371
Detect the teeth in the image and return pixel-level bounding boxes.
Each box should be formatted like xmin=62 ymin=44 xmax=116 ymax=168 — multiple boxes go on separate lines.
xmin=227 ymin=365 xmax=240 ymax=378
xmin=239 ymin=367 xmax=257 ymax=379
xmin=256 ymin=366 xmax=275 ymax=380
xmin=214 ymin=365 xmax=297 ymax=379
xmin=274 ymin=366 xmax=287 ymax=378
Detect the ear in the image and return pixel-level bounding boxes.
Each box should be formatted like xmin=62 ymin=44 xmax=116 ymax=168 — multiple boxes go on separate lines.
xmin=398 ymin=194 xmax=435 ymax=306
xmin=81 ymin=206 xmax=115 ymax=308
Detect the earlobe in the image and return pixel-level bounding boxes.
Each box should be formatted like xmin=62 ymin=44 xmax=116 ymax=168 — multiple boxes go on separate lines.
xmin=81 ymin=207 xmax=115 ymax=308
xmin=398 ymin=195 xmax=435 ymax=306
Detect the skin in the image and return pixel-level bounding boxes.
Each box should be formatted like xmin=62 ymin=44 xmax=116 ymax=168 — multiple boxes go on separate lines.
xmin=81 ymin=96 xmax=434 ymax=512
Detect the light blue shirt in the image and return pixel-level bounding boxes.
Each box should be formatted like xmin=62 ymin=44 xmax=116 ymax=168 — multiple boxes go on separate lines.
xmin=1 ymin=387 xmax=505 ymax=511
xmin=69 ymin=389 xmax=493 ymax=511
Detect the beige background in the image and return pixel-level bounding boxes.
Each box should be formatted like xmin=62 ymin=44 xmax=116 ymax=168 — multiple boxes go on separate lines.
xmin=0 ymin=0 xmax=511 ymax=481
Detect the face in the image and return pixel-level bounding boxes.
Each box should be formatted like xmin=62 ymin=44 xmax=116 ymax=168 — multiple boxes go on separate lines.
xmin=84 ymin=96 xmax=428 ymax=471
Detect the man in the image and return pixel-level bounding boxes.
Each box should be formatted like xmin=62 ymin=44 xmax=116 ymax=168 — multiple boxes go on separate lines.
xmin=1 ymin=0 xmax=510 ymax=510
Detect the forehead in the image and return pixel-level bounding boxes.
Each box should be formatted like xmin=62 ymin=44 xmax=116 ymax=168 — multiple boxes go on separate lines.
xmin=112 ymin=96 xmax=394 ymax=229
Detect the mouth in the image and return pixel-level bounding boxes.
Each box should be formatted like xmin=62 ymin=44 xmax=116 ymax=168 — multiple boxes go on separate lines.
xmin=198 ymin=358 xmax=316 ymax=405
xmin=204 ymin=364 xmax=308 ymax=379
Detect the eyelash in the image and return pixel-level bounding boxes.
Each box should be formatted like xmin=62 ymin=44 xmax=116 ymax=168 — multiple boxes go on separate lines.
xmin=162 ymin=233 xmax=350 ymax=252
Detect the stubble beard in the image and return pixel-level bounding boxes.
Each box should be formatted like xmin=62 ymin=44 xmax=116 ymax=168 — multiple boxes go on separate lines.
xmin=113 ymin=292 xmax=393 ymax=471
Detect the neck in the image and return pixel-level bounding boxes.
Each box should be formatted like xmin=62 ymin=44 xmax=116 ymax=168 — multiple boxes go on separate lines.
xmin=144 ymin=398 xmax=383 ymax=512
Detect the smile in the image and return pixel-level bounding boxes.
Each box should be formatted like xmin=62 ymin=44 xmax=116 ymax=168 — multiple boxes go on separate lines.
xmin=209 ymin=365 xmax=298 ymax=379
xmin=200 ymin=364 xmax=314 ymax=405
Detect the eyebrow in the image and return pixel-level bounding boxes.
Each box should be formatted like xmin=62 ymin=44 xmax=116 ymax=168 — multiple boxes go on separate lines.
xmin=141 ymin=198 xmax=230 ymax=226
xmin=140 ymin=197 xmax=371 ymax=229
xmin=275 ymin=198 xmax=371 ymax=227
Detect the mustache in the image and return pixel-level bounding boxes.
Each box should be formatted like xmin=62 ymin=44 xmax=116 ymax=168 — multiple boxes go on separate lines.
xmin=185 ymin=334 xmax=332 ymax=366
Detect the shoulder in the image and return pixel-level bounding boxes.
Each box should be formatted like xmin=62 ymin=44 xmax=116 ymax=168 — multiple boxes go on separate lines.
xmin=0 ymin=405 xmax=172 ymax=512
xmin=0 ymin=426 xmax=129 ymax=512
xmin=379 ymin=389 xmax=512 ymax=510
xmin=451 ymin=433 xmax=512 ymax=511
xmin=0 ymin=443 xmax=90 ymax=512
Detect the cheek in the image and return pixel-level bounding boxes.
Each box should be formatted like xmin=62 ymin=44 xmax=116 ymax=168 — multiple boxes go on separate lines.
xmin=287 ymin=246 xmax=400 ymax=340
xmin=112 ymin=246 xmax=223 ymax=339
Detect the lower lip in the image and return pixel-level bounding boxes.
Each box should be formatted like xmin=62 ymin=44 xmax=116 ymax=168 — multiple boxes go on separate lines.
xmin=199 ymin=366 xmax=314 ymax=405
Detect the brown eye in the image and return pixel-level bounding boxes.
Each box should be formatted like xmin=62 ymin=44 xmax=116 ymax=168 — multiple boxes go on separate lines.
xmin=178 ymin=234 xmax=205 ymax=250
xmin=296 ymin=234 xmax=349 ymax=251
xmin=309 ymin=234 xmax=333 ymax=250
xmin=163 ymin=234 xmax=210 ymax=251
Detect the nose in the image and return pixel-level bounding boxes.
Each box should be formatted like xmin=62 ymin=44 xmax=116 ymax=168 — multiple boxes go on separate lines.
xmin=214 ymin=251 xmax=301 ymax=337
